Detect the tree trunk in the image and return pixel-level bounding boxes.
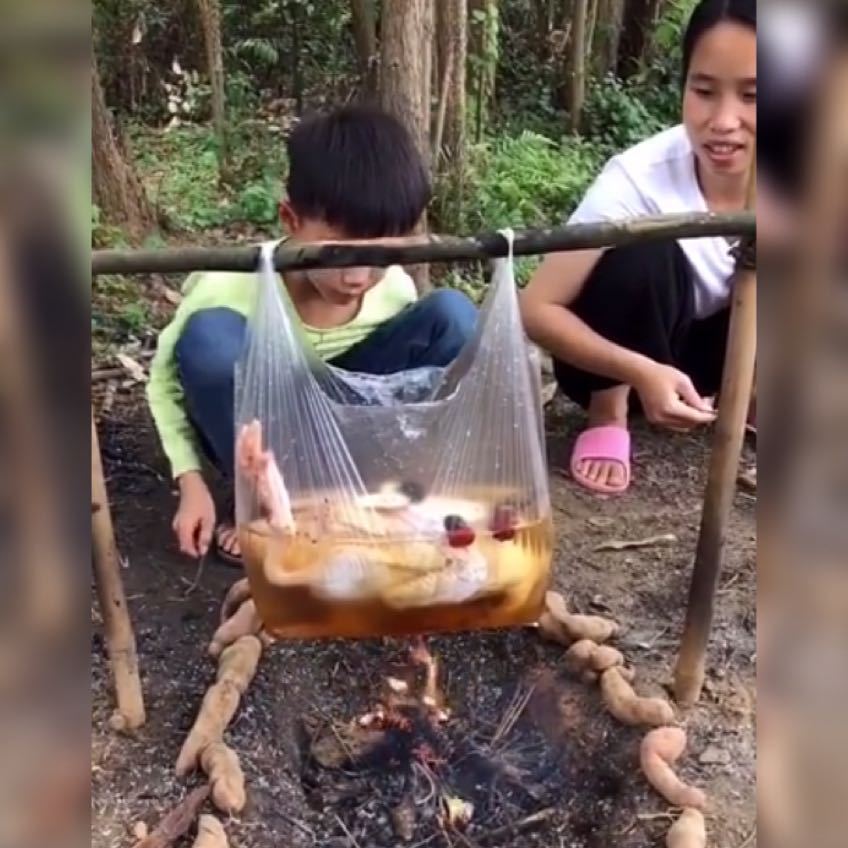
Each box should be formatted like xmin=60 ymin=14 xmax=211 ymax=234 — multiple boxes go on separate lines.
xmin=351 ymin=0 xmax=379 ymax=97
xmin=532 ymin=0 xmax=551 ymax=60
xmin=437 ymin=0 xmax=466 ymax=169
xmin=380 ymin=0 xmax=432 ymax=291
xmin=586 ymin=0 xmax=600 ymax=64
xmin=91 ymin=53 xmax=156 ymax=244
xmin=616 ymin=0 xmax=662 ymax=79
xmin=592 ymin=0 xmax=625 ymax=78
xmin=196 ymin=0 xmax=229 ymax=180
xmin=557 ymin=0 xmax=574 ymax=108
xmin=568 ymin=0 xmax=588 ymax=132
xmin=291 ymin=0 xmax=304 ymax=112
xmin=422 ymin=0 xmax=434 ymax=137
xmin=469 ymin=0 xmax=498 ymax=142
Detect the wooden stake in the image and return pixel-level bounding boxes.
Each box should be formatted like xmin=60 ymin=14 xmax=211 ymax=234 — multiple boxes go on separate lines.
xmin=673 ymin=165 xmax=757 ymax=707
xmin=91 ymin=409 xmax=146 ymax=728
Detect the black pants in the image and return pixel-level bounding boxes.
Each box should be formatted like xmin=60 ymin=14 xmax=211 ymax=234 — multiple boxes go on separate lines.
xmin=553 ymin=240 xmax=730 ymax=409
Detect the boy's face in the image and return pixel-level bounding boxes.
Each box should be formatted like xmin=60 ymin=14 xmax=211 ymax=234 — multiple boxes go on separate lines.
xmin=279 ymin=201 xmax=384 ymax=305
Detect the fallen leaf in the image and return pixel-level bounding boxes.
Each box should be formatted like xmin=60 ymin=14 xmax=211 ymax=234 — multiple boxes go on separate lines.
xmin=391 ymin=795 xmax=416 ymax=842
xmin=699 ymin=745 xmax=731 ymax=765
xmin=310 ymin=721 xmax=383 ymax=768
xmin=738 ymin=466 xmax=757 ymax=492
xmin=386 ymin=677 xmax=409 ymax=694
xmin=117 ymin=353 xmax=147 ymax=383
xmin=441 ymin=795 xmax=473 ymax=829
xmin=587 ymin=517 xmax=615 ymax=528
xmin=160 ymin=286 xmax=182 ymax=306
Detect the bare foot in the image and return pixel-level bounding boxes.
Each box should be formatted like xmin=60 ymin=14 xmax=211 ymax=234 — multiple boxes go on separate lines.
xmin=575 ymin=385 xmax=630 ymax=491
xmin=215 ymin=522 xmax=242 ymax=565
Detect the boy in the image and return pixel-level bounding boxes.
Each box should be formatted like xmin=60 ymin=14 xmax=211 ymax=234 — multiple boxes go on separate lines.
xmin=147 ymin=106 xmax=477 ymax=565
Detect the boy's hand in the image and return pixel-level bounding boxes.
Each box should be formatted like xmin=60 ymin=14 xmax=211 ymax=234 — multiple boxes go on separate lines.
xmin=632 ymin=361 xmax=717 ymax=430
xmin=173 ymin=471 xmax=215 ymax=558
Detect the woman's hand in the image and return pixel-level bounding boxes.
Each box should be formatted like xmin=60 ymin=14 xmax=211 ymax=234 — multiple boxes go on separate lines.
xmin=173 ymin=471 xmax=216 ymax=558
xmin=632 ymin=361 xmax=717 ymax=430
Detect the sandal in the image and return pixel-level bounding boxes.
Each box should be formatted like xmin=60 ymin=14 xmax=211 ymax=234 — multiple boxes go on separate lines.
xmin=214 ymin=523 xmax=243 ymax=568
xmin=569 ymin=425 xmax=631 ymax=495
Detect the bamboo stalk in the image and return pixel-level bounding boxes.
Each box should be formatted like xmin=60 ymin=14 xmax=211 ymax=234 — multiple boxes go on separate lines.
xmin=673 ymin=166 xmax=758 ymax=707
xmin=91 ymin=212 xmax=755 ymax=276
xmin=91 ymin=409 xmax=146 ymax=728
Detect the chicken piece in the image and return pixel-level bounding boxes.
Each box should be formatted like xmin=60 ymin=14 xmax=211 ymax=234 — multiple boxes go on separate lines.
xmin=265 ymin=539 xmax=454 ymax=601
xmin=381 ymin=545 xmax=488 ymax=608
xmin=236 ymin=420 xmax=295 ymax=532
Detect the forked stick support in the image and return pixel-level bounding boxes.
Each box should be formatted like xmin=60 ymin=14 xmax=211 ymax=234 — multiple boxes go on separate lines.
xmin=91 ymin=409 xmax=146 ymax=728
xmin=673 ymin=166 xmax=757 ymax=706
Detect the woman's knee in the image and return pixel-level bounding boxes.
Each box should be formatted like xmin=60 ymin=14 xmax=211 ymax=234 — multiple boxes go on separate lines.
xmin=585 ymin=240 xmax=689 ymax=298
xmin=176 ymin=308 xmax=247 ymax=388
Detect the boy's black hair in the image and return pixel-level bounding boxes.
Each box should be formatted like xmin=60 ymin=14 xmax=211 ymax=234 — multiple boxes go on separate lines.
xmin=681 ymin=0 xmax=756 ymax=85
xmin=285 ymin=105 xmax=431 ymax=238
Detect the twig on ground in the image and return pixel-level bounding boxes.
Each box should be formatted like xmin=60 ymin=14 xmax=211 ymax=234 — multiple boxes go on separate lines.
xmin=477 ymin=808 xmax=556 ymax=845
xmin=335 ymin=813 xmax=364 ymax=848
xmin=412 ymin=761 xmax=439 ymax=807
xmin=637 ymin=811 xmax=679 ymax=822
xmin=718 ymin=571 xmax=743 ymax=594
xmin=594 ymin=533 xmax=678 ymax=552
xmin=408 ymin=835 xmax=439 ymax=848
xmin=491 ymin=683 xmax=536 ymax=749
xmin=181 ymin=554 xmax=207 ymax=598
xmin=275 ymin=811 xmax=316 ymax=841
xmin=736 ymin=825 xmax=756 ymax=848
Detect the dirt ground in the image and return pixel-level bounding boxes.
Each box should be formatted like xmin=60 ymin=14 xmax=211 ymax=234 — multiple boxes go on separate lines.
xmin=91 ymin=394 xmax=756 ymax=848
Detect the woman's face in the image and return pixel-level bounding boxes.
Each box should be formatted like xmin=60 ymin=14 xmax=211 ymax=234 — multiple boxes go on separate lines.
xmin=682 ymin=21 xmax=757 ymax=183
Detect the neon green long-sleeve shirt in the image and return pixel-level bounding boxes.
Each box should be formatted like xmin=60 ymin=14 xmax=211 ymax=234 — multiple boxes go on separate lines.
xmin=146 ymin=264 xmax=417 ymax=478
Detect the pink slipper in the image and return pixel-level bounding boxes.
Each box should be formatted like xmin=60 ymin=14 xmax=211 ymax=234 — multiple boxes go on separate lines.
xmin=570 ymin=425 xmax=631 ymax=494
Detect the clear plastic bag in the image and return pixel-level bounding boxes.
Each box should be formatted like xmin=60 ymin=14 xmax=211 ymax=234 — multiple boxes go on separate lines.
xmin=234 ymin=236 xmax=553 ymax=638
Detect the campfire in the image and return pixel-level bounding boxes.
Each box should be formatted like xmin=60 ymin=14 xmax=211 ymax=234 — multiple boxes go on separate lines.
xmin=301 ymin=638 xmax=562 ymax=843
xmin=129 ymin=585 xmax=710 ymax=848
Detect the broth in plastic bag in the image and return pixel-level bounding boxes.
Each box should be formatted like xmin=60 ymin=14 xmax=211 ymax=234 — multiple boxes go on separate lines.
xmin=234 ymin=236 xmax=553 ymax=638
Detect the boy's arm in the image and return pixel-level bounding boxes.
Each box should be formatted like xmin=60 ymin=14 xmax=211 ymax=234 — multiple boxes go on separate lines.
xmin=146 ymin=305 xmax=204 ymax=480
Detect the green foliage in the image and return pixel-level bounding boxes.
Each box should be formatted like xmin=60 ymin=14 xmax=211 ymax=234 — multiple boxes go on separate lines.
xmin=91 ymin=274 xmax=154 ymax=350
xmin=627 ymin=0 xmax=700 ymax=127
xmin=94 ymin=0 xmax=689 ymax=277
xmin=92 ymin=204 xmax=129 ymax=249
xmin=128 ymin=120 xmax=286 ymax=230
xmin=582 ymin=75 xmax=667 ymax=156
xmin=237 ymin=177 xmax=280 ymax=224
xmin=435 ymin=132 xmax=603 ymax=284
xmin=448 ymin=132 xmax=602 ymax=232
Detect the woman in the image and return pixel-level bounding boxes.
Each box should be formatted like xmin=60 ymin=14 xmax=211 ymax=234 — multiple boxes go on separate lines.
xmin=520 ymin=0 xmax=756 ymax=494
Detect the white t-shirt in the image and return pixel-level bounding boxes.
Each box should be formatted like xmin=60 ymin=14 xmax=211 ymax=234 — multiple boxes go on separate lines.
xmin=568 ymin=125 xmax=735 ymax=318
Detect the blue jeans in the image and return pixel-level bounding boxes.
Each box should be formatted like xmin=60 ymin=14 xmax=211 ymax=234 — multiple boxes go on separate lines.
xmin=176 ymin=288 xmax=477 ymax=476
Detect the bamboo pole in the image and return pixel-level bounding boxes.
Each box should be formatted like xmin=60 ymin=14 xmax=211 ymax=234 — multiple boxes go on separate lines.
xmin=91 ymin=212 xmax=755 ymax=276
xmin=91 ymin=409 xmax=146 ymax=729
xmin=673 ymin=166 xmax=757 ymax=707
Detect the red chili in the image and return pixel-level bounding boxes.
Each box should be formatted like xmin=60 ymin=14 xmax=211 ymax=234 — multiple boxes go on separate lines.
xmin=490 ymin=504 xmax=517 ymax=541
xmin=447 ymin=526 xmax=476 ymax=548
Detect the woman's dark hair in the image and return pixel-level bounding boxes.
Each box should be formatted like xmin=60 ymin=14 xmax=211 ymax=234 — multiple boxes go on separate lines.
xmin=285 ymin=105 xmax=431 ymax=238
xmin=682 ymin=0 xmax=757 ymax=84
